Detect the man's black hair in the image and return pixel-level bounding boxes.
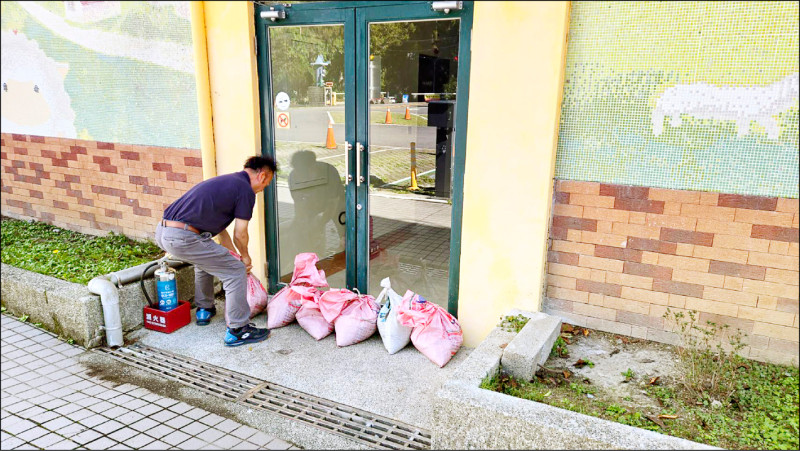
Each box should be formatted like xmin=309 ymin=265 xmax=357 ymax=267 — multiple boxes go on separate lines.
xmin=244 ymin=155 xmax=277 ymax=174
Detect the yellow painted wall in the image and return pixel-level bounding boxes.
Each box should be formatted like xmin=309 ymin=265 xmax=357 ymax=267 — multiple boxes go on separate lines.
xmin=203 ymin=1 xmax=269 ymax=284
xmin=458 ymin=1 xmax=571 ymax=347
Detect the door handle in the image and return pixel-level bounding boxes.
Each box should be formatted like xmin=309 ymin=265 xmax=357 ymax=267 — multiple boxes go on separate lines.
xmin=344 ymin=141 xmax=353 ymax=183
xmin=356 ymin=142 xmax=365 ymax=186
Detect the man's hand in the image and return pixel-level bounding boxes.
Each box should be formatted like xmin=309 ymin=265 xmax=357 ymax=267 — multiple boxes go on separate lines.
xmin=241 ymin=255 xmax=253 ymax=274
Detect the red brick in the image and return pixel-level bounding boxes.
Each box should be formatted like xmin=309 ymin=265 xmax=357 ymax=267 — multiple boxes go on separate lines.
xmin=70 ymin=145 xmax=87 ymax=154
xmin=129 ymin=175 xmax=147 ymax=185
xmin=93 ymin=156 xmax=111 ymax=165
xmin=718 ymin=193 xmax=777 ymax=211
xmin=599 ymin=184 xmax=649 ymax=199
xmin=120 ymin=151 xmax=140 ymax=160
xmin=41 ymin=149 xmax=57 ymax=159
xmin=1 ymin=185 xmax=13 ymax=194
xmin=40 ymin=212 xmax=55 ymax=222
xmin=548 ymin=251 xmax=579 ymax=266
xmin=64 ymin=174 xmax=80 ymax=183
xmin=553 ymin=215 xmax=597 ymax=232
xmin=152 ymin=162 xmax=173 ymax=172
xmin=29 ymin=190 xmax=43 ymax=199
xmin=594 ymin=245 xmax=642 ymax=262
xmin=30 ymin=135 xmax=45 ymax=143
xmin=184 ymin=156 xmax=203 ymax=167
xmin=105 ymin=209 xmax=123 ymax=219
xmin=11 ymin=160 xmax=24 ymax=168
xmin=97 ymin=141 xmax=115 ymax=150
xmin=625 ymin=237 xmax=676 ymax=255
xmin=80 ymin=211 xmax=96 ymax=222
xmin=576 ymin=279 xmax=622 ymax=297
xmin=614 ymin=198 xmax=665 ymax=214
xmin=99 ymin=164 xmax=118 ymax=174
xmin=143 ymin=185 xmax=163 ymax=196
xmin=751 ymin=225 xmax=799 ymax=243
xmin=660 ymin=227 xmax=714 ymax=246
xmin=708 ymin=260 xmax=766 ymax=280
xmin=78 ymin=198 xmax=94 ymax=207
xmin=167 ymin=172 xmax=187 ymax=183
xmin=623 ymin=261 xmax=672 ymax=280
xmin=12 ymin=134 xmax=27 ymax=141
xmin=555 ymin=191 xmax=570 ymax=204
xmin=51 ymin=159 xmax=69 ymax=168
xmin=60 ymin=152 xmax=77 ymax=161
xmin=12 ymin=147 xmax=27 ymax=155
xmin=550 ymin=226 xmax=568 ymax=240
xmin=92 ymin=185 xmax=126 ymax=198
xmin=776 ymin=298 xmax=799 ymax=314
xmin=52 ymin=200 xmax=69 ymax=210
xmin=653 ymin=280 xmax=704 ymax=298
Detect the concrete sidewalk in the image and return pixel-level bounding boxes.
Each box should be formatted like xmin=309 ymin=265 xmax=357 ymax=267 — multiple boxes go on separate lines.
xmin=128 ymin=298 xmax=472 ymax=432
xmin=0 ymin=313 xmax=297 ymax=450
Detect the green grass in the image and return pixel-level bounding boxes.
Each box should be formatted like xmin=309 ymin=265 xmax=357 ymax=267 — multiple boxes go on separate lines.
xmin=481 ymin=359 xmax=799 ymax=450
xmin=1 ymin=217 xmax=164 ymax=284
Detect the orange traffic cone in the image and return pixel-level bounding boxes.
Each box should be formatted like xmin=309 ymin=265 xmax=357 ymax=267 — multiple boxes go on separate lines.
xmin=384 ymin=107 xmax=393 ymax=124
xmin=404 ymin=106 xmax=411 ymax=120
xmin=325 ymin=122 xmax=336 ymax=149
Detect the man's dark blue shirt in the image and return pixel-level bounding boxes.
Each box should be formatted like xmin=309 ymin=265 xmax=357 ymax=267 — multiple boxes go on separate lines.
xmin=163 ymin=171 xmax=255 ymax=236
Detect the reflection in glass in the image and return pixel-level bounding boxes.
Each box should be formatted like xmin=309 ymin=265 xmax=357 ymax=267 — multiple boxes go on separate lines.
xmin=270 ymin=25 xmax=347 ymax=286
xmin=367 ymin=19 xmax=460 ymax=309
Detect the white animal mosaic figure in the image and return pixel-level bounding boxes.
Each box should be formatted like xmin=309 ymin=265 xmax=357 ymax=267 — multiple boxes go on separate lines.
xmin=652 ymin=73 xmax=799 ymax=140
xmin=1 ymin=30 xmax=77 ymax=138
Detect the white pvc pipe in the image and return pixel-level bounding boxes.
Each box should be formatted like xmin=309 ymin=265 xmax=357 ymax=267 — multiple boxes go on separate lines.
xmin=87 ymin=277 xmax=124 ymax=347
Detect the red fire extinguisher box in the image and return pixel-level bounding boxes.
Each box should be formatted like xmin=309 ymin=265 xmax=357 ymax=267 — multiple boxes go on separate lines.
xmin=143 ymin=300 xmax=191 ymax=333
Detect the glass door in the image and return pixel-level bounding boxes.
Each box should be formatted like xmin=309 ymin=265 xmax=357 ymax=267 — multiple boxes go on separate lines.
xmin=257 ymin=6 xmax=357 ymax=290
xmin=356 ymin=4 xmax=471 ymax=314
xmin=257 ymin=2 xmax=472 ymax=316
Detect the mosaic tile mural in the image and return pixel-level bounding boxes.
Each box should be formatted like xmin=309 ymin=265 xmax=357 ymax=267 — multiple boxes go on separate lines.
xmin=555 ymin=1 xmax=799 ymax=198
xmin=1 ymin=1 xmax=199 ymax=149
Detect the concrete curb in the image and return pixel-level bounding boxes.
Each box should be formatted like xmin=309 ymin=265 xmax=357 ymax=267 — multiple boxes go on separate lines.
xmin=501 ymin=310 xmax=562 ymax=381
xmin=1 ymin=263 xmax=200 ymax=348
xmin=432 ymin=312 xmax=718 ymax=450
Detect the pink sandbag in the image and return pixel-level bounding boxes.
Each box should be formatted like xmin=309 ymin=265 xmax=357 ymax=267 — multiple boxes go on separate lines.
xmin=228 ymin=250 xmax=269 ymax=317
xmin=333 ymin=293 xmax=379 ymax=347
xmin=294 ymin=287 xmax=334 ymax=340
xmin=397 ymin=290 xmax=463 ymax=368
xmin=266 ymin=285 xmax=303 ymax=329
xmin=290 ymin=253 xmax=329 ymax=288
xmin=318 ymin=289 xmax=360 ymax=324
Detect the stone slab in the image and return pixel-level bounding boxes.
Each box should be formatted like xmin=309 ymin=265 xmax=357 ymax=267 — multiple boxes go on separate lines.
xmin=500 ymin=310 xmax=562 ymax=381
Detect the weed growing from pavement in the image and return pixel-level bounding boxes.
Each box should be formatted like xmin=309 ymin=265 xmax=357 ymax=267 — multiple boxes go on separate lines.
xmin=1 ymin=216 xmax=163 ymax=284
xmin=498 ymin=314 xmax=530 ymax=333
xmin=482 ymin=323 xmax=799 ymax=450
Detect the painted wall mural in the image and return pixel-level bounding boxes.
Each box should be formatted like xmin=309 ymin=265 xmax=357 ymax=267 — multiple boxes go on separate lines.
xmin=555 ymin=1 xmax=799 ymax=198
xmin=0 ymin=1 xmax=199 ymax=149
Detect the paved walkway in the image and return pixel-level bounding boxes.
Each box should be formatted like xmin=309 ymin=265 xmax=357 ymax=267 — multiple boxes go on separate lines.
xmin=0 ymin=314 xmax=298 ymax=450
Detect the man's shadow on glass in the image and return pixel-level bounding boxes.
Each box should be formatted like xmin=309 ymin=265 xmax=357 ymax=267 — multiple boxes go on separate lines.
xmin=287 ymin=150 xmax=346 ymax=257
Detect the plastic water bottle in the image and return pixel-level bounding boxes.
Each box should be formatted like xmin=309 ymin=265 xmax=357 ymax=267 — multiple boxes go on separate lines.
xmin=155 ymin=262 xmax=178 ymax=311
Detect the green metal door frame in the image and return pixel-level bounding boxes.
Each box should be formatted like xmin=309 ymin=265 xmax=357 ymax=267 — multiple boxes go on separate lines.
xmin=255 ymin=1 xmax=473 ymax=317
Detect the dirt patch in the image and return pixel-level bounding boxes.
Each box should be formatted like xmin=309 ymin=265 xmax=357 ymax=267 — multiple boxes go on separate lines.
xmin=483 ymin=323 xmax=800 ymax=450
xmin=547 ymin=327 xmax=677 ymax=410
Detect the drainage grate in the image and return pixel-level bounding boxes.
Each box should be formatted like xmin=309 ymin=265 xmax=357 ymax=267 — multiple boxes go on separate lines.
xmin=96 ymin=344 xmax=431 ymax=450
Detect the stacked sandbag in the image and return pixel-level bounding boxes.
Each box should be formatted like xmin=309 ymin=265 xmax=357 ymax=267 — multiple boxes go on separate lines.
xmin=319 ymin=289 xmax=379 ymax=347
xmin=267 ymin=253 xmax=329 ymax=329
xmin=396 ymin=290 xmax=463 ymax=367
xmin=295 ymin=286 xmax=333 ymax=340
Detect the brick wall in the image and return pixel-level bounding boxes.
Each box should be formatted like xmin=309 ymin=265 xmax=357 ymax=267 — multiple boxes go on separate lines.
xmin=1 ymin=133 xmax=203 ymax=240
xmin=544 ymin=179 xmax=799 ymax=366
